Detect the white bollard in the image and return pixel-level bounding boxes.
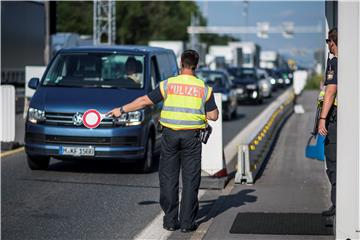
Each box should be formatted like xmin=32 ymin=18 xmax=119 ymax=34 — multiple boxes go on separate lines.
xmin=293 ymin=70 xmax=308 ymax=96
xmin=1 ymin=85 xmax=16 ymax=142
xmin=201 ymin=93 xmax=227 ymax=177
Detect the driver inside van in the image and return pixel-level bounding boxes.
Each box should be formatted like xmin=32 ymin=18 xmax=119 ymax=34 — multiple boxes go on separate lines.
xmin=125 ymin=57 xmax=142 ymax=86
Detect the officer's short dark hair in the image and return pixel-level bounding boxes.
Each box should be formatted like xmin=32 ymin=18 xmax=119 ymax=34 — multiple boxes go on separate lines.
xmin=181 ymin=50 xmax=199 ymax=70
xmin=328 ymin=28 xmax=337 ymax=46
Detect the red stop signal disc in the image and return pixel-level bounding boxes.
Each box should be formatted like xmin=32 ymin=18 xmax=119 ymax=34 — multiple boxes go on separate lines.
xmin=83 ymin=109 xmax=102 ymax=129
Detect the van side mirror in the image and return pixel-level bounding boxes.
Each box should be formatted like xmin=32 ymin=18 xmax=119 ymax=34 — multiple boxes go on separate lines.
xmin=28 ymin=78 xmax=39 ymax=89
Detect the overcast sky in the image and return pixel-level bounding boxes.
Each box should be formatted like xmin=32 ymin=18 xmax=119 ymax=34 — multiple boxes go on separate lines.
xmin=196 ymin=1 xmax=326 ymax=68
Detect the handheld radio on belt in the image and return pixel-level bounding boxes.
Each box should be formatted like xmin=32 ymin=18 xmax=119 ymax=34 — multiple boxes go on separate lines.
xmin=199 ymin=124 xmax=212 ymax=144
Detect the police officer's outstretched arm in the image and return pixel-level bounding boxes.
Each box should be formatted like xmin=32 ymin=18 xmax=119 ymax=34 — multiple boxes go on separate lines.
xmin=106 ymin=95 xmax=154 ymax=118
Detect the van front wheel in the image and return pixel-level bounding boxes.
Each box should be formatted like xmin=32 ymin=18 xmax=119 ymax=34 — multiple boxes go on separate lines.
xmin=139 ymin=137 xmax=153 ymax=173
xmin=27 ymin=155 xmax=50 ymax=170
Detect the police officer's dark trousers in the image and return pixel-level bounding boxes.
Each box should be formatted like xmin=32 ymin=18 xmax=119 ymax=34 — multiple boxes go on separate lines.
xmin=325 ymin=106 xmax=337 ymax=207
xmin=159 ymin=127 xmax=202 ymax=229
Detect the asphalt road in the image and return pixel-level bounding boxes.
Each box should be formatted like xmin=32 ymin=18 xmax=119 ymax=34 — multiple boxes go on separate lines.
xmin=2 ymin=88 xmax=288 ymax=240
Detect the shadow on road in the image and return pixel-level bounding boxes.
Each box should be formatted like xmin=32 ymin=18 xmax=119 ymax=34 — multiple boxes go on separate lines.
xmin=136 ymin=189 xmax=258 ymax=221
xmin=197 ymin=189 xmax=257 ymax=224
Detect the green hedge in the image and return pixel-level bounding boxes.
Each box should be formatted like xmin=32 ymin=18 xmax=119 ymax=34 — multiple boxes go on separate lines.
xmin=305 ymin=74 xmax=323 ymax=90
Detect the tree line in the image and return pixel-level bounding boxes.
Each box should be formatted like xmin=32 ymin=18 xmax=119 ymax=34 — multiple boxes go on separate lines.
xmin=57 ymin=1 xmax=238 ymax=47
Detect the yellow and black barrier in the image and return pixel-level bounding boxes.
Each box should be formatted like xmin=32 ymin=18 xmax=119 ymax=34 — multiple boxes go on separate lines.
xmin=235 ymin=88 xmax=295 ymax=184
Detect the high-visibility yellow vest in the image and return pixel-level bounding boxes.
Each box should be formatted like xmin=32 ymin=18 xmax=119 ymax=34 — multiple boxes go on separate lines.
xmin=159 ymin=75 xmax=212 ymax=130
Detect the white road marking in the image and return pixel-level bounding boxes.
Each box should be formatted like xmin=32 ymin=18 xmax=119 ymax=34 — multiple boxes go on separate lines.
xmin=133 ymin=190 xmax=206 ymax=240
xmin=294 ymin=104 xmax=305 ymax=114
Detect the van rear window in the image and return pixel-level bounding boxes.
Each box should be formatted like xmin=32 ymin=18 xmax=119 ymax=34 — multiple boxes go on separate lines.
xmin=42 ymin=53 xmax=145 ymax=89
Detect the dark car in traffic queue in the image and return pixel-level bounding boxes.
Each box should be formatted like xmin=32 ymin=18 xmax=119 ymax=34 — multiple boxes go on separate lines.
xmin=25 ymin=46 xmax=179 ymax=172
xmin=278 ymin=68 xmax=293 ymax=86
xmin=196 ymin=69 xmax=237 ymax=120
xmin=227 ymin=67 xmax=263 ymax=104
xmin=265 ymin=68 xmax=279 ymax=91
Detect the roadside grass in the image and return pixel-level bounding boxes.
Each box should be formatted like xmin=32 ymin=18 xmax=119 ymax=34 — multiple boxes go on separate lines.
xmin=305 ymin=74 xmax=323 ymax=90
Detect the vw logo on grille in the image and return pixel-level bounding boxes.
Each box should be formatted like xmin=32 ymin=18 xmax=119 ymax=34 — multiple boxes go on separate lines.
xmin=72 ymin=112 xmax=83 ymax=126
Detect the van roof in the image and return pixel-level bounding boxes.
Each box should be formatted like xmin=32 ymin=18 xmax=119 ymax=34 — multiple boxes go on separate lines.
xmin=60 ymin=45 xmax=173 ymax=54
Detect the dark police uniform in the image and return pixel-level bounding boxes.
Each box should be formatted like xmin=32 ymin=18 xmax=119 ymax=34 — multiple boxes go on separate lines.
xmin=324 ymin=57 xmax=337 ymax=208
xmin=148 ymin=75 xmax=217 ymax=230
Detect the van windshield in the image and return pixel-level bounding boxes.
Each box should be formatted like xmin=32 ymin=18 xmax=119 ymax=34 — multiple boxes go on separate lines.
xmin=42 ymin=53 xmax=145 ymax=89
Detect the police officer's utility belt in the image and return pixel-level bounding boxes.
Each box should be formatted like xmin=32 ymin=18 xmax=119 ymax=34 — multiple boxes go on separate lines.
xmin=163 ymin=125 xmax=212 ymax=144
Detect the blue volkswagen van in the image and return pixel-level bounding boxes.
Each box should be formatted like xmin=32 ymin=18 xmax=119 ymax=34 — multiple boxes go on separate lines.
xmin=25 ymin=46 xmax=179 ymax=172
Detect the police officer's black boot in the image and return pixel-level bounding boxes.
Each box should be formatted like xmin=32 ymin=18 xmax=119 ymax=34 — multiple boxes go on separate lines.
xmin=180 ymin=223 xmax=198 ymax=233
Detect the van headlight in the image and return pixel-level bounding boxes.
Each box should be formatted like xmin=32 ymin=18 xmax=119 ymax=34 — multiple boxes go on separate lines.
xmin=27 ymin=108 xmax=46 ymax=124
xmin=114 ymin=110 xmax=143 ymax=126
xmin=251 ymin=91 xmax=258 ymax=99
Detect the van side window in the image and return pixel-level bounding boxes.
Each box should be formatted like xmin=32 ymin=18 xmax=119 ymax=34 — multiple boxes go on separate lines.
xmin=167 ymin=53 xmax=179 ymax=76
xmin=150 ymin=56 xmax=160 ymax=89
xmin=157 ymin=53 xmax=173 ymax=81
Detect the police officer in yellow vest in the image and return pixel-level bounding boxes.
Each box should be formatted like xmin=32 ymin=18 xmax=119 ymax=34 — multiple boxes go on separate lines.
xmin=107 ymin=50 xmax=219 ymax=232
xmin=318 ymin=28 xmax=338 ymax=217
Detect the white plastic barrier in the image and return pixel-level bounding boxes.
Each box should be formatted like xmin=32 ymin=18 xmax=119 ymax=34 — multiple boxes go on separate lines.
xmin=23 ymin=66 xmax=46 ymax=118
xmin=235 ymin=88 xmax=294 ymax=183
xmin=293 ymin=70 xmax=308 ymax=95
xmin=1 ymin=85 xmax=16 ymax=142
xmin=201 ymin=93 xmax=227 ymax=177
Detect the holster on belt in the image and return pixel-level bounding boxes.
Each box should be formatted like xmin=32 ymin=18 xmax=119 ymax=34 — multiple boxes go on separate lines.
xmin=199 ymin=124 xmax=212 ymax=144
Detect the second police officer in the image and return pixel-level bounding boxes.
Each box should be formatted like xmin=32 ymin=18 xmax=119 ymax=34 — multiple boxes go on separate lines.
xmin=318 ymin=28 xmax=338 ymax=217
xmin=107 ymin=50 xmax=219 ymax=232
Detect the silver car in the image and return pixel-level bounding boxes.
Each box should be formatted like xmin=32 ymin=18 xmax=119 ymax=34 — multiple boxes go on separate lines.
xmin=257 ymin=68 xmax=272 ymax=98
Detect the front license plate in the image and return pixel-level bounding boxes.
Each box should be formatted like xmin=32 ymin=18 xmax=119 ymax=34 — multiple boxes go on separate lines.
xmin=60 ymin=146 xmax=95 ymax=156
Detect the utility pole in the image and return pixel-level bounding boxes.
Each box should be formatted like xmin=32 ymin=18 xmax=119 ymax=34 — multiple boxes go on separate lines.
xmin=243 ymin=0 xmax=249 ymax=41
xmin=190 ymin=13 xmax=199 ymax=50
xmin=93 ymin=0 xmax=116 ymax=45
xmin=203 ymin=1 xmax=208 ymax=18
